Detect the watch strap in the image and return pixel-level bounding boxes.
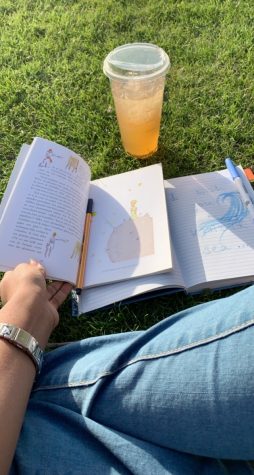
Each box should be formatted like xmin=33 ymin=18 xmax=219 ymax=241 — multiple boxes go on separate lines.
xmin=0 ymin=323 xmax=43 ymax=373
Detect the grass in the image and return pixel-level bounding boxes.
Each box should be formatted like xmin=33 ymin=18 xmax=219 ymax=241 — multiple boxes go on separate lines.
xmin=0 ymin=0 xmax=254 ymax=343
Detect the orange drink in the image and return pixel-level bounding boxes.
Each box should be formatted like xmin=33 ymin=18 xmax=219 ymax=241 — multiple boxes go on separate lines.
xmin=111 ymin=78 xmax=164 ymax=158
xmin=103 ymin=43 xmax=170 ymax=159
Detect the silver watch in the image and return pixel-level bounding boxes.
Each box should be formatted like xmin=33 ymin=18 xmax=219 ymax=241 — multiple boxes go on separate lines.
xmin=0 ymin=323 xmax=43 ymax=373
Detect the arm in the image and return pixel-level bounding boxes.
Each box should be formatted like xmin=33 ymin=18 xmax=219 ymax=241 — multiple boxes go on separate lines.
xmin=0 ymin=260 xmax=72 ymax=475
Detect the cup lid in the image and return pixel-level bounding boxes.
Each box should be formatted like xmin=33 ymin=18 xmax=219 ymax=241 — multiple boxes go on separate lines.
xmin=103 ymin=43 xmax=170 ymax=80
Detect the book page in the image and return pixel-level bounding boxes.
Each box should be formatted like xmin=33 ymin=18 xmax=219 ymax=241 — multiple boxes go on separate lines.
xmin=79 ymin=245 xmax=184 ymax=313
xmin=85 ymin=164 xmax=172 ymax=287
xmin=0 ymin=137 xmax=91 ymax=283
xmin=165 ymin=169 xmax=254 ymax=289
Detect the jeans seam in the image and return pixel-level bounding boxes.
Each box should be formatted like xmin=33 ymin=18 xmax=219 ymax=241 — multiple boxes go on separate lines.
xmin=33 ymin=316 xmax=254 ymax=392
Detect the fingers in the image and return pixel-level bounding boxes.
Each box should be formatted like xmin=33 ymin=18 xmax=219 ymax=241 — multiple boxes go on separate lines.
xmin=29 ymin=259 xmax=46 ymax=277
xmin=7 ymin=260 xmax=46 ymax=283
xmin=47 ymin=281 xmax=73 ymax=309
xmin=0 ymin=260 xmax=47 ymax=304
xmin=0 ymin=261 xmax=72 ymax=310
xmin=47 ymin=281 xmax=64 ymax=300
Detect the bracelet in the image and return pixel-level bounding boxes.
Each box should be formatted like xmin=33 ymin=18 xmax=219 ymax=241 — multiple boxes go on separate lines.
xmin=0 ymin=323 xmax=43 ymax=373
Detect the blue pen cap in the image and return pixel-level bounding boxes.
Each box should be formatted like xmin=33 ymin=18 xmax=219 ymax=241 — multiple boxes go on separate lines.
xmin=225 ymin=157 xmax=240 ymax=179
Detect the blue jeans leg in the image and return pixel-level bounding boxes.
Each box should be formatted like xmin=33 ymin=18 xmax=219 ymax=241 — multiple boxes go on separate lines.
xmin=11 ymin=286 xmax=254 ymax=474
xmin=87 ymin=286 xmax=254 ymax=460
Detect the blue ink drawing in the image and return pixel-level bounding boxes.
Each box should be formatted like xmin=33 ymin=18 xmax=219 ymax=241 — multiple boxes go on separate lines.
xmin=198 ymin=192 xmax=248 ymax=236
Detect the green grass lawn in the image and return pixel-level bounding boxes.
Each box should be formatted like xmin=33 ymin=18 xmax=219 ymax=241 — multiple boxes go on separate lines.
xmin=1 ymin=0 xmax=254 ymax=343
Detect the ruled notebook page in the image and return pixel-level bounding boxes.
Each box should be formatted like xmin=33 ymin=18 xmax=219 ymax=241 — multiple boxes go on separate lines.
xmin=165 ymin=169 xmax=254 ymax=290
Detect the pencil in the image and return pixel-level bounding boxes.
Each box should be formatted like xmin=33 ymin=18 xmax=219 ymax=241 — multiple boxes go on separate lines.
xmin=75 ymin=198 xmax=93 ymax=294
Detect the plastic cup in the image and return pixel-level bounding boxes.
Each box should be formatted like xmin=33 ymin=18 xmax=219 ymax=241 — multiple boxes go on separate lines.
xmin=103 ymin=43 xmax=170 ymax=159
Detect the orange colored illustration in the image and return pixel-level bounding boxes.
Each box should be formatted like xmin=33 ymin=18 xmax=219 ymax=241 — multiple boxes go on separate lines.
xmin=44 ymin=232 xmax=68 ymax=258
xmin=66 ymin=156 xmax=79 ymax=173
xmin=39 ymin=149 xmax=62 ymax=168
xmin=130 ymin=200 xmax=138 ymax=219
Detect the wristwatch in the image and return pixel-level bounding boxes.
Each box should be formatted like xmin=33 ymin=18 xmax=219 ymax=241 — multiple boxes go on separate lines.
xmin=0 ymin=323 xmax=43 ymax=373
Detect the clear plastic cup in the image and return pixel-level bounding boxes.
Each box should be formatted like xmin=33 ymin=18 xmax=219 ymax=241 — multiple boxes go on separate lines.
xmin=103 ymin=43 xmax=170 ymax=159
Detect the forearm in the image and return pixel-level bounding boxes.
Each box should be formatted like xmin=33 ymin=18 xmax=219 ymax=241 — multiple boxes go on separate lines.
xmin=0 ymin=298 xmax=51 ymax=474
xmin=0 ymin=339 xmax=36 ymax=475
xmin=0 ymin=262 xmax=72 ymax=473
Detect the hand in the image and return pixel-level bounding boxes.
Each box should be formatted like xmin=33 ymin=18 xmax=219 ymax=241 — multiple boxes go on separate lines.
xmin=0 ymin=261 xmax=73 ymax=348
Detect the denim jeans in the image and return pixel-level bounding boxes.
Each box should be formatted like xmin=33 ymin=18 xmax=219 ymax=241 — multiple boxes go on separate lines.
xmin=10 ymin=286 xmax=254 ymax=474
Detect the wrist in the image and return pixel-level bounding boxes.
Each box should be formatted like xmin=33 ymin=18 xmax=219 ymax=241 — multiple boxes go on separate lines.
xmin=0 ymin=323 xmax=43 ymax=373
xmin=0 ymin=296 xmax=53 ymax=349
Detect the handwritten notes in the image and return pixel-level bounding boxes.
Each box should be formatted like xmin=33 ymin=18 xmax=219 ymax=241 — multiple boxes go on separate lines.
xmin=164 ymin=169 xmax=254 ymax=289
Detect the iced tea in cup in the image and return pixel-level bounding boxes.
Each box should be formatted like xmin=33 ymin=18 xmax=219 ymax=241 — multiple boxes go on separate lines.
xmin=103 ymin=43 xmax=170 ymax=158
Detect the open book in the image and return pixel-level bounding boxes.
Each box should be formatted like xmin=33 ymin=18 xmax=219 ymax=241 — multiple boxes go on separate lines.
xmin=79 ymin=163 xmax=254 ymax=314
xmin=2 ymin=137 xmax=254 ymax=315
xmin=0 ymin=137 xmax=172 ymax=289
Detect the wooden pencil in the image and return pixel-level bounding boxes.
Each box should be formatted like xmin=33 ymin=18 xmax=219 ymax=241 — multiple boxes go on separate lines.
xmin=75 ymin=198 xmax=93 ymax=294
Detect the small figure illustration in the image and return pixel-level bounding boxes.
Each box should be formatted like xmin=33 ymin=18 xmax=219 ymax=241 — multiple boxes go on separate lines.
xmin=130 ymin=200 xmax=138 ymax=219
xmin=44 ymin=232 xmax=68 ymax=258
xmin=66 ymin=156 xmax=79 ymax=173
xmin=70 ymin=241 xmax=82 ymax=260
xmin=39 ymin=149 xmax=62 ymax=168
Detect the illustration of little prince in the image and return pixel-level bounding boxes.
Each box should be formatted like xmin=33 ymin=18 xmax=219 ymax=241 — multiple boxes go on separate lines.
xmin=44 ymin=232 xmax=68 ymax=258
xmin=39 ymin=148 xmax=62 ymax=168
